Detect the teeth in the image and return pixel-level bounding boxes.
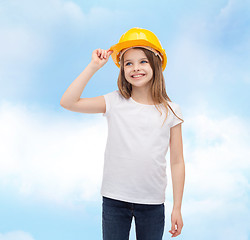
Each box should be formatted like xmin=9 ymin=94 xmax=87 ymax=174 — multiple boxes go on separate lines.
xmin=132 ymin=74 xmax=144 ymax=78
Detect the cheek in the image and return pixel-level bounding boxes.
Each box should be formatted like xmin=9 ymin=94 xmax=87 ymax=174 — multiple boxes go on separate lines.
xmin=148 ymin=68 xmax=153 ymax=77
xmin=124 ymin=69 xmax=129 ymax=78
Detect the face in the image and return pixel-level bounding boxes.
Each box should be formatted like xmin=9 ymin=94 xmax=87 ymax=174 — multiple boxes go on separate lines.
xmin=123 ymin=48 xmax=153 ymax=88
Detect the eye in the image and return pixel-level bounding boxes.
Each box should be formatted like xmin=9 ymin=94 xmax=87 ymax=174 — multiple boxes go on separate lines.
xmin=125 ymin=60 xmax=148 ymax=66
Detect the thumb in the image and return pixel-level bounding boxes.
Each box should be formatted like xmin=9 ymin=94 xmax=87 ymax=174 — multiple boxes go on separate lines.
xmin=107 ymin=49 xmax=113 ymax=56
xmin=171 ymin=222 xmax=176 ymax=234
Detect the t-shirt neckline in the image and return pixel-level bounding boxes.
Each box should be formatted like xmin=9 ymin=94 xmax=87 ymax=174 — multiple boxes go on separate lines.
xmin=129 ymin=96 xmax=163 ymax=107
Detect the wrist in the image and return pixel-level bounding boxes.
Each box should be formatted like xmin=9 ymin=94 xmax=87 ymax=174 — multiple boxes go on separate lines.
xmin=88 ymin=61 xmax=100 ymax=72
xmin=173 ymin=205 xmax=182 ymax=211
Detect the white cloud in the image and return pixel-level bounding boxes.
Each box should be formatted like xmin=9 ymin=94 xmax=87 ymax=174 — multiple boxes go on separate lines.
xmin=0 ymin=231 xmax=34 ymax=240
xmin=0 ymin=100 xmax=107 ymax=207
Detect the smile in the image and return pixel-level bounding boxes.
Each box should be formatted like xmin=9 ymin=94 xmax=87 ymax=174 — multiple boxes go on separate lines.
xmin=131 ymin=74 xmax=145 ymax=79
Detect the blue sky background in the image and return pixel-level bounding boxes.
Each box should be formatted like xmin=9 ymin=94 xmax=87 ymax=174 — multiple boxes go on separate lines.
xmin=0 ymin=0 xmax=250 ymax=239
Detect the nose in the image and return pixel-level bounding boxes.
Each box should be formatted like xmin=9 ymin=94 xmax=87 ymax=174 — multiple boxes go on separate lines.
xmin=133 ymin=64 xmax=140 ymax=72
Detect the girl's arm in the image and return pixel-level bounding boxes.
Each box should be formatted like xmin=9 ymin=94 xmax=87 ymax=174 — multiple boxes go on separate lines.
xmin=169 ymin=123 xmax=185 ymax=238
xmin=60 ymin=49 xmax=112 ymax=110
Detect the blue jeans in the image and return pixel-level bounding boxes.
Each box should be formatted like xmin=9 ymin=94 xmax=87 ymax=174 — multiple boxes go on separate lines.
xmin=102 ymin=196 xmax=165 ymax=240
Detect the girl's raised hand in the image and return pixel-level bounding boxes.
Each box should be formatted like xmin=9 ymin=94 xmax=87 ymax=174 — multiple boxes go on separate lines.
xmin=91 ymin=48 xmax=113 ymax=70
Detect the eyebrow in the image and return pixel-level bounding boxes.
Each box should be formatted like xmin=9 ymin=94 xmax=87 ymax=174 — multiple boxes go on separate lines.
xmin=124 ymin=58 xmax=148 ymax=63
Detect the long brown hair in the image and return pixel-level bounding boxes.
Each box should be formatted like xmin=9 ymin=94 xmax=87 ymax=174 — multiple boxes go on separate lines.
xmin=117 ymin=47 xmax=184 ymax=127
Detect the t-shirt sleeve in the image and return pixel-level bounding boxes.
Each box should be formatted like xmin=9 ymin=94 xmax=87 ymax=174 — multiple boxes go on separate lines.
xmin=103 ymin=90 xmax=118 ymax=117
xmin=170 ymin=103 xmax=184 ymax=128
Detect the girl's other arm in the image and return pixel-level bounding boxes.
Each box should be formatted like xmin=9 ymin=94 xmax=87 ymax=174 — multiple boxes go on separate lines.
xmin=169 ymin=123 xmax=185 ymax=238
xmin=60 ymin=49 xmax=112 ymax=113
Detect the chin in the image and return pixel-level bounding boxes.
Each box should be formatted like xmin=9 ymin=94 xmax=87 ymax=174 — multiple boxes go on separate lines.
xmin=131 ymin=81 xmax=150 ymax=87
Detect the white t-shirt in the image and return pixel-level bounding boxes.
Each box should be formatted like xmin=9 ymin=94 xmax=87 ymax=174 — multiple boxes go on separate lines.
xmin=101 ymin=90 xmax=184 ymax=204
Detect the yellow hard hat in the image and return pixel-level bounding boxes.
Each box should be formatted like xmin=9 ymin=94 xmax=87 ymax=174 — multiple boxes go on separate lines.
xmin=109 ymin=27 xmax=167 ymax=71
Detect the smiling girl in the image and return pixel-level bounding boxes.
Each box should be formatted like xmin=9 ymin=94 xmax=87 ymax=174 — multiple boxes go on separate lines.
xmin=60 ymin=27 xmax=185 ymax=240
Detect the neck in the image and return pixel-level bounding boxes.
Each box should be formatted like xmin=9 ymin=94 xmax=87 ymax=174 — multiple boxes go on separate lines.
xmin=131 ymin=86 xmax=153 ymax=104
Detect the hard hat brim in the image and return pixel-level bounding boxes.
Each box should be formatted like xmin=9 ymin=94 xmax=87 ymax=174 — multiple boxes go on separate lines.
xmin=109 ymin=39 xmax=167 ymax=71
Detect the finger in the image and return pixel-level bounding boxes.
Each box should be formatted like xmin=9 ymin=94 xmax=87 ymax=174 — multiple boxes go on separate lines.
xmin=98 ymin=49 xmax=102 ymax=59
xmin=99 ymin=49 xmax=103 ymax=59
xmin=176 ymin=221 xmax=182 ymax=231
xmin=169 ymin=230 xmax=176 ymax=237
xmin=104 ymin=50 xmax=111 ymax=58
xmin=97 ymin=49 xmax=101 ymax=57
xmin=171 ymin=223 xmax=176 ymax=234
xmin=99 ymin=49 xmax=103 ymax=58
xmin=103 ymin=50 xmax=107 ymax=59
xmin=173 ymin=225 xmax=182 ymax=237
xmin=173 ymin=231 xmax=180 ymax=237
xmin=168 ymin=231 xmax=176 ymax=238
xmin=173 ymin=229 xmax=180 ymax=236
xmin=169 ymin=230 xmax=175 ymax=236
xmin=101 ymin=49 xmax=105 ymax=59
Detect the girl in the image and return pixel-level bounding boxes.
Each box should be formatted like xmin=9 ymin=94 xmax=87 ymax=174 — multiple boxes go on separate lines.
xmin=60 ymin=27 xmax=185 ymax=240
